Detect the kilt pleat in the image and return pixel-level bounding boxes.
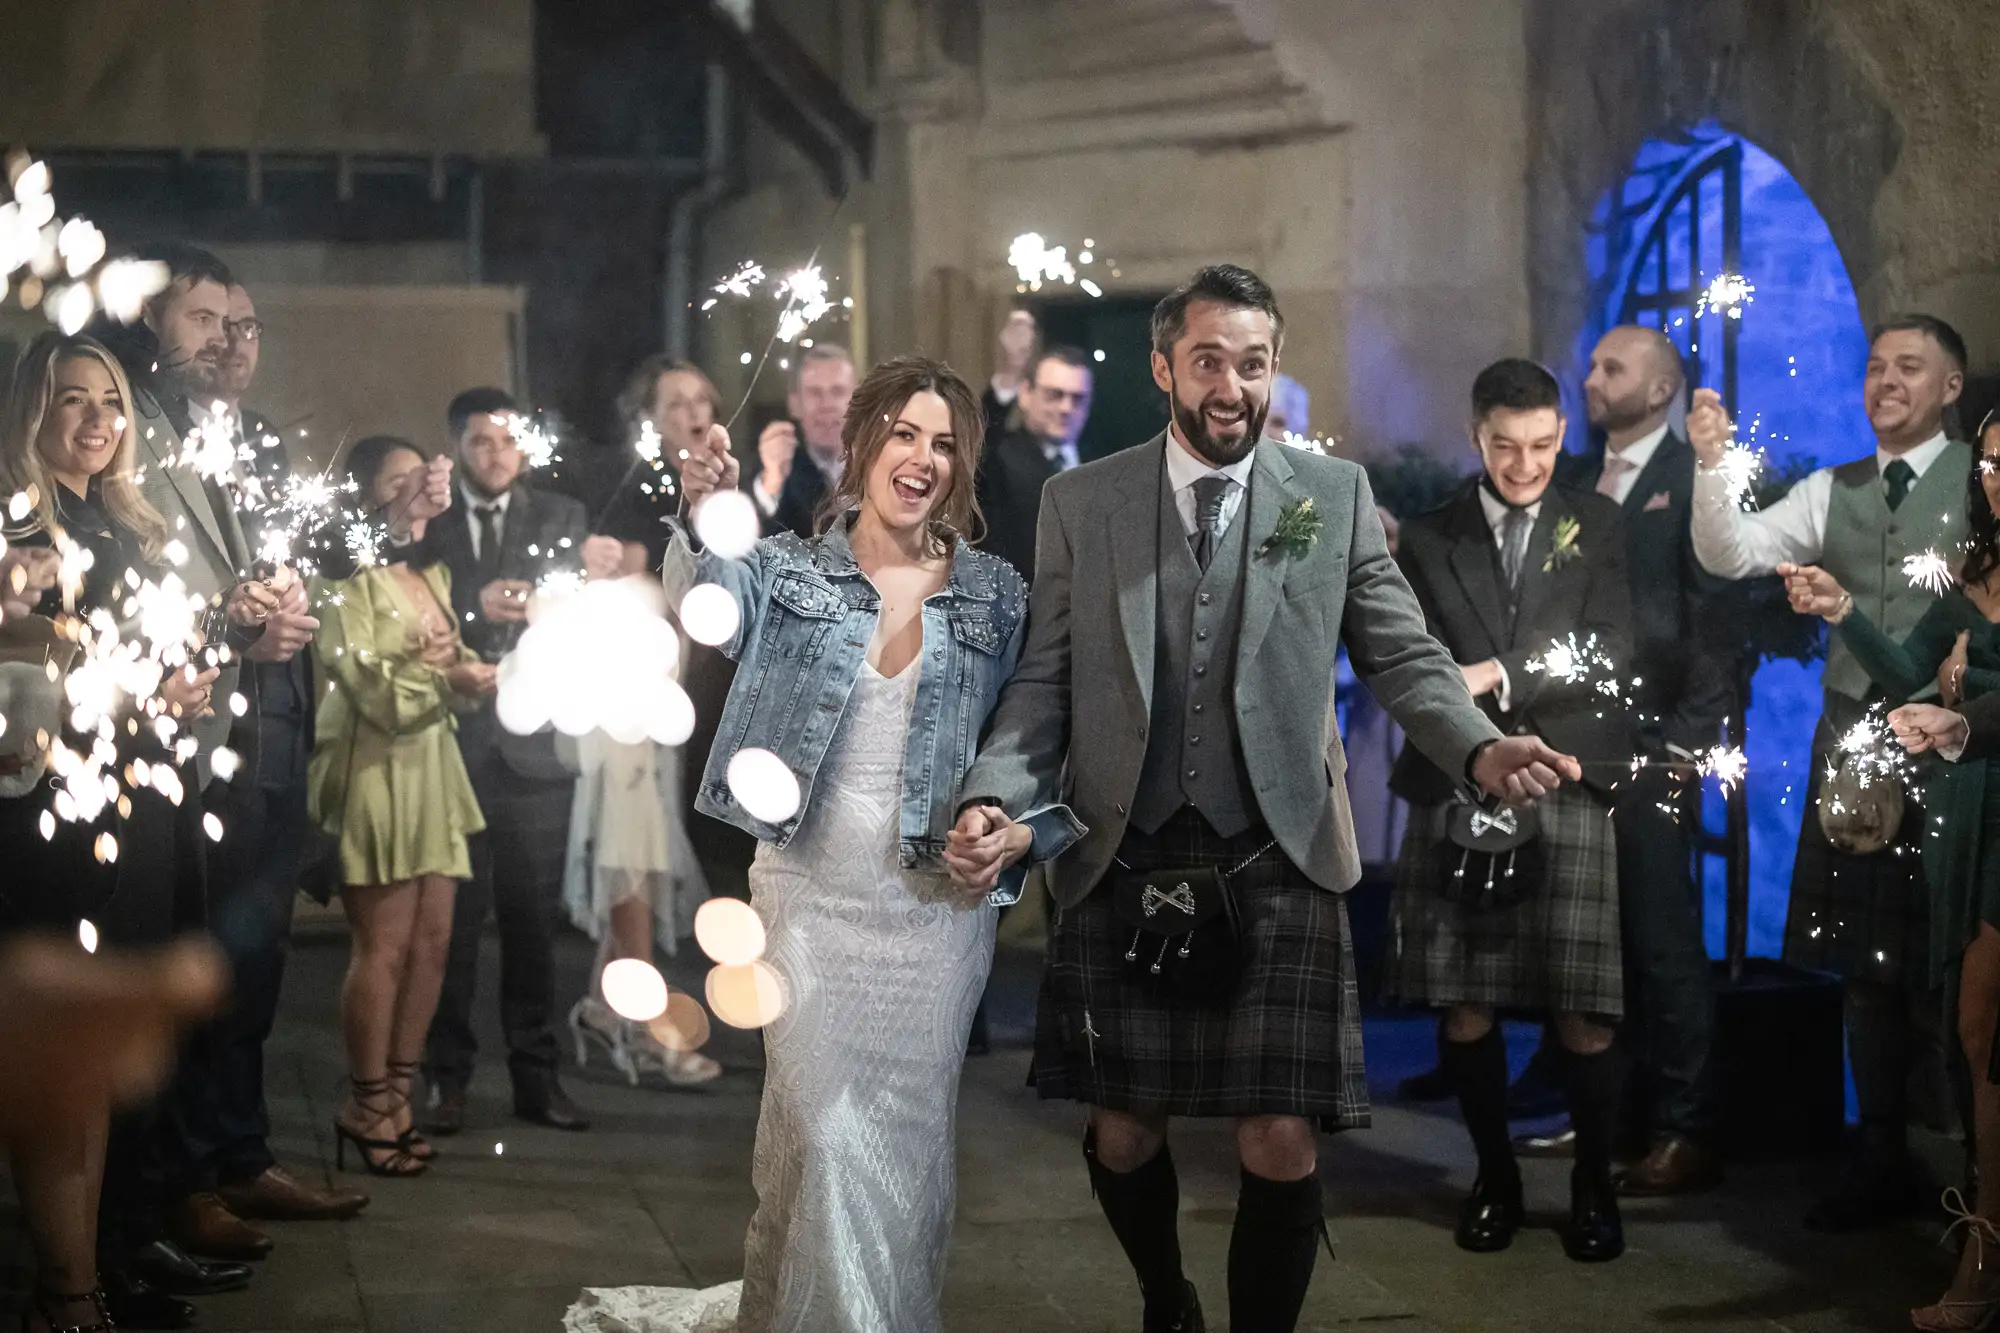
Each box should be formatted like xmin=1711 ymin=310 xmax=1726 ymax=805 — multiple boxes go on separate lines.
xmin=1386 ymin=784 xmax=1623 ymax=1017
xmin=1030 ymin=811 xmax=1369 ymax=1130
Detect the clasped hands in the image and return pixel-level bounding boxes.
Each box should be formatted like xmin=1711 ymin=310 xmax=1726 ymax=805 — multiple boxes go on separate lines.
xmin=945 ymin=806 xmax=1033 ymax=898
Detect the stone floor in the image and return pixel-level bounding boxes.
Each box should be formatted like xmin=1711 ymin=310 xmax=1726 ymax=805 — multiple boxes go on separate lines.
xmin=1 ymin=924 xmax=1958 ymax=1331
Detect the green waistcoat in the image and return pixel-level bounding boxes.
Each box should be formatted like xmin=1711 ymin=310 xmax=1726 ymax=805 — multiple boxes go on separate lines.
xmin=1819 ymin=439 xmax=1973 ymax=712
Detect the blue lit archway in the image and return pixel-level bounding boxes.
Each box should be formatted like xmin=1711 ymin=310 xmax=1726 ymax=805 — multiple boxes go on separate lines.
xmin=1579 ymin=122 xmax=1873 ymax=959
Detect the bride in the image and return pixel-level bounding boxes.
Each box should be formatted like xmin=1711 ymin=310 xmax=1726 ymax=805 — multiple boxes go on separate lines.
xmin=569 ymin=355 xmax=1079 ymax=1333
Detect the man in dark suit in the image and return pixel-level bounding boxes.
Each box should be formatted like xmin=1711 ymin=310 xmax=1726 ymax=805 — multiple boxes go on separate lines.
xmin=1513 ymin=327 xmax=1731 ymax=1194
xmin=418 ymin=389 xmax=623 ymax=1134
xmin=1388 ymin=358 xmax=1636 ymax=1263
xmin=747 ymin=344 xmax=857 ymax=538
xmin=975 ymin=345 xmax=1094 ymax=580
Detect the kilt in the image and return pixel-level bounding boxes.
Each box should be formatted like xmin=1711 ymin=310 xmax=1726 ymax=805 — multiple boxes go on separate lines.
xmin=1386 ymin=783 xmax=1623 ymax=1017
xmin=1030 ymin=809 xmax=1369 ymax=1131
xmin=1783 ymin=752 xmax=1930 ymax=986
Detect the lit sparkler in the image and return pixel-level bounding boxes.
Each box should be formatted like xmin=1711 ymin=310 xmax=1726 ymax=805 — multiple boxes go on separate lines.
xmin=1903 ymin=548 xmax=1956 ymax=596
xmin=1694 ymin=273 xmax=1756 ymax=321
xmin=1006 ymin=232 xmax=1111 ymax=296
xmin=1523 ymin=633 xmax=1618 ymax=689
xmin=773 ymin=265 xmax=833 ymax=344
xmin=502 ymin=412 xmax=560 ymax=471
xmin=1697 ymin=745 xmax=1749 ymax=794
xmin=702 ymin=261 xmax=766 ymax=309
xmin=635 ymin=419 xmax=663 ymax=464
xmin=1829 ymin=705 xmax=1920 ymax=794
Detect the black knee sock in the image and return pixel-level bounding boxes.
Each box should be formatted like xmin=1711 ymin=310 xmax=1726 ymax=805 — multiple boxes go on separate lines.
xmin=1845 ymin=980 xmax=1911 ymax=1167
xmin=1442 ymin=1027 xmax=1518 ymax=1193
xmin=1228 ymin=1169 xmax=1326 ymax=1333
xmin=1564 ymin=1044 xmax=1624 ymax=1189
xmin=1084 ymin=1132 xmax=1189 ymax=1318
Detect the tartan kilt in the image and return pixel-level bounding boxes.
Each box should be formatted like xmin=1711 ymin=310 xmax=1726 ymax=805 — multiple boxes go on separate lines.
xmin=1386 ymin=783 xmax=1623 ymax=1017
xmin=1030 ymin=809 xmax=1370 ymax=1131
xmin=1782 ymin=753 xmax=1930 ymax=986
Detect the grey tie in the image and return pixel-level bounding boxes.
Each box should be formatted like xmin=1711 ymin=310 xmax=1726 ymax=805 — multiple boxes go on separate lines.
xmin=1499 ymin=506 xmax=1533 ymax=591
xmin=1191 ymin=476 xmax=1231 ymax=572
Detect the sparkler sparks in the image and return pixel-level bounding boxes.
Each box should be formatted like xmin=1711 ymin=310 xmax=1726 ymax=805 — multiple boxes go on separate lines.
xmin=703 ymin=261 xmax=766 ymax=309
xmin=1694 ymin=273 xmax=1756 ymax=321
xmin=1829 ymin=706 xmax=1920 ymax=794
xmin=502 ymin=412 xmax=560 ymax=470
xmin=3 ymin=154 xmax=169 ymax=330
xmin=1697 ymin=745 xmax=1749 ymax=794
xmin=1712 ymin=441 xmax=1766 ymax=510
xmin=1903 ymin=548 xmax=1956 ymax=596
xmin=1007 ymin=232 xmax=1111 ymax=296
xmin=1523 ymin=633 xmax=1618 ymax=690
xmin=635 ymin=419 xmax=663 ymax=464
xmin=773 ymin=265 xmax=833 ymax=344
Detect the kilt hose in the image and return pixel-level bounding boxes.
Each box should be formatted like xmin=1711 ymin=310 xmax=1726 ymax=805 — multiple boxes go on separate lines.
xmin=1031 ymin=807 xmax=1370 ymax=1132
xmin=1387 ymin=783 xmax=1624 ymax=1018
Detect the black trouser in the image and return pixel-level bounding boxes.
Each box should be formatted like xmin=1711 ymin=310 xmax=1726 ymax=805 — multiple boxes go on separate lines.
xmin=1613 ymin=765 xmax=1718 ymax=1140
xmin=165 ymin=780 xmax=310 ymax=1193
xmin=426 ymin=767 xmax=572 ymax=1090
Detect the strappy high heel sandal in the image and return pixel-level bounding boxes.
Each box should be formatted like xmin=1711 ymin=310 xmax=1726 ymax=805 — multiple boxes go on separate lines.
xmin=23 ymin=1284 xmax=114 ymax=1333
xmin=385 ymin=1060 xmax=436 ymax=1162
xmin=333 ymin=1077 xmax=426 ymax=1178
xmin=1914 ymin=1189 xmax=2000 ymax=1330
xmin=569 ymin=996 xmax=638 ymax=1085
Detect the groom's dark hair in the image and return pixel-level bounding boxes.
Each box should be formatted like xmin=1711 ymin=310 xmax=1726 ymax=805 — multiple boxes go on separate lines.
xmin=1471 ymin=358 xmax=1562 ymax=420
xmin=1151 ymin=265 xmax=1284 ymax=358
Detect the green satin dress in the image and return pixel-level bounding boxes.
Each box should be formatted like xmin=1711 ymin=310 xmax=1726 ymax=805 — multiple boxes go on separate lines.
xmin=1838 ymin=590 xmax=2000 ymax=981
xmin=307 ymin=564 xmax=486 ymax=887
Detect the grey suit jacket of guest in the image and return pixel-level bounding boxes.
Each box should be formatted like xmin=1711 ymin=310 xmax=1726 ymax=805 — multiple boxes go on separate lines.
xmin=960 ymin=434 xmax=1503 ymax=909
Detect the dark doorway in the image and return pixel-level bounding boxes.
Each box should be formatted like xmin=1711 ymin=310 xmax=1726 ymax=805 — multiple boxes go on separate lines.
xmin=1034 ymin=294 xmax=1168 ymax=464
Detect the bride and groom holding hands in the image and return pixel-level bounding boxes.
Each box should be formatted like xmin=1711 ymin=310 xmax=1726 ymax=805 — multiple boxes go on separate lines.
xmin=569 ymin=263 xmax=1571 ymax=1333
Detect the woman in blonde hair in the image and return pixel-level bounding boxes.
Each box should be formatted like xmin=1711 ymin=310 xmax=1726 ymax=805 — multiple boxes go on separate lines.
xmin=0 ymin=331 xmax=224 ymax=1332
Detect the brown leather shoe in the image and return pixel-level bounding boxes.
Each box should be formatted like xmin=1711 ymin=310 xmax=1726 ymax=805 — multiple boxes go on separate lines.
xmin=1616 ymin=1134 xmax=1723 ymax=1197
xmin=168 ymin=1192 xmax=273 ymax=1261
xmin=217 ymin=1165 xmax=370 ymax=1221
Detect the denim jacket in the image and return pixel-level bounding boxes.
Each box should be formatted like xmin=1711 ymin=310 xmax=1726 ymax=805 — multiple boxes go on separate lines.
xmin=663 ymin=518 xmax=1083 ymax=904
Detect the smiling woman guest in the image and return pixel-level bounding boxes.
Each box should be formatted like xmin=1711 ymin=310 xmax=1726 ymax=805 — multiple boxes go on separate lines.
xmin=617 ymin=356 xmax=1078 ymax=1331
xmin=0 ymin=332 xmax=224 ymax=1332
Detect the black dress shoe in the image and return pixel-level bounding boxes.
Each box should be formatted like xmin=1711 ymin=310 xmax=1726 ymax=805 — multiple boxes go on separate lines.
xmin=424 ymin=1081 xmax=466 ymax=1137
xmin=1396 ymin=1065 xmax=1453 ymax=1102
xmin=133 ymin=1237 xmax=254 ymax=1295
xmin=101 ymin=1268 xmax=197 ymax=1329
xmin=1563 ymin=1173 xmax=1625 ymax=1263
xmin=513 ymin=1076 xmax=591 ymax=1131
xmin=1454 ymin=1175 xmax=1524 ymax=1253
xmin=1142 ymin=1279 xmax=1205 ymax=1333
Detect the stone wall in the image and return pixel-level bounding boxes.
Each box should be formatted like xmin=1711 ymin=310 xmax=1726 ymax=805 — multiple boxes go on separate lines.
xmin=1526 ymin=0 xmax=2000 ymax=376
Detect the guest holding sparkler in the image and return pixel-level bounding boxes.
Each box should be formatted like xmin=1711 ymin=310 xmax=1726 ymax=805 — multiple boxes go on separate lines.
xmin=647 ymin=355 xmax=1072 ymax=1332
xmin=748 ymin=344 xmax=858 ymax=539
xmin=562 ymin=359 xmax=721 ymax=1087
xmin=1688 ymin=314 xmax=1971 ymax=1232
xmin=165 ymin=279 xmax=372 ymax=1269
xmin=0 ymin=331 xmax=235 ymax=1331
xmin=1781 ymin=413 xmax=2000 ymax=1330
xmin=1387 ymin=358 xmax=1635 ymax=1263
xmin=416 ymin=389 xmax=622 ymax=1136
xmin=309 ymin=436 xmax=493 ymax=1178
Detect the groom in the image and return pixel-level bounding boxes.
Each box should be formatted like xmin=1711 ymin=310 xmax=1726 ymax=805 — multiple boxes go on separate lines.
xmin=948 ymin=264 xmax=1578 ymax=1333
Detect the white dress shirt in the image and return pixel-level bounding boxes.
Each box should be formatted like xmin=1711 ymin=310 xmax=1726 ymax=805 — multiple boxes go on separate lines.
xmin=462 ymin=482 xmax=511 ymax=561
xmin=1597 ymin=422 xmax=1670 ymax=506
xmin=1690 ymin=430 xmax=1953 ymax=578
xmin=1475 ymin=485 xmax=1544 ymax=713
xmin=1043 ymin=438 xmax=1081 ymax=473
xmin=1164 ymin=426 xmax=1255 ymax=539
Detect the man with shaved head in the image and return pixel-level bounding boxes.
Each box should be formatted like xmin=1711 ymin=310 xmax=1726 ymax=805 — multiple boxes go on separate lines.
xmin=1533 ymin=326 xmax=1732 ymax=1194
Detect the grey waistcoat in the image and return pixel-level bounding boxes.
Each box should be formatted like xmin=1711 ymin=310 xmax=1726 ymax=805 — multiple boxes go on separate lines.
xmin=1129 ymin=466 xmax=1261 ymax=837
xmin=1820 ymin=440 xmax=1972 ymax=714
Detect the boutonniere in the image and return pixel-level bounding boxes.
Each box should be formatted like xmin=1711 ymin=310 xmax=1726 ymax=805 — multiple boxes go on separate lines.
xmin=1259 ymin=498 xmax=1322 ymax=560
xmin=1542 ymin=514 xmax=1581 ymax=572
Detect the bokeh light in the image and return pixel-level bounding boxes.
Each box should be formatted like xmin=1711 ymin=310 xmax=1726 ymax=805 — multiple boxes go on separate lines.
xmin=725 ymin=748 xmax=801 ymax=823
xmin=705 ymin=961 xmax=788 ymax=1029
xmin=647 ymin=992 xmax=713 ymax=1053
xmin=679 ymin=583 xmax=742 ymax=647
xmin=694 ymin=898 xmax=766 ymax=967
xmin=693 ymin=490 xmax=759 ymax=560
xmin=601 ymin=958 xmax=670 ymax=1023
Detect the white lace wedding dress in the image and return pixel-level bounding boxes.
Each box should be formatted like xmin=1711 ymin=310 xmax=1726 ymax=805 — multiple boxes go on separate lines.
xmin=566 ymin=658 xmax=996 ymax=1333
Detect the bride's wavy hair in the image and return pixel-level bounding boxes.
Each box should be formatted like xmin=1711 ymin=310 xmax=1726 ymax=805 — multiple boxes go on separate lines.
xmin=817 ymin=355 xmax=987 ymax=554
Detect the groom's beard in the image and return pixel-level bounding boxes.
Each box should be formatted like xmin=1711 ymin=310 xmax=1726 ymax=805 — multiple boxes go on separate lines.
xmin=1170 ymin=384 xmax=1267 ymax=467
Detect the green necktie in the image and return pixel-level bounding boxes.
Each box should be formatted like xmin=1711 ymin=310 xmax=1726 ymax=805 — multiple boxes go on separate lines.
xmin=1884 ymin=458 xmax=1916 ymax=512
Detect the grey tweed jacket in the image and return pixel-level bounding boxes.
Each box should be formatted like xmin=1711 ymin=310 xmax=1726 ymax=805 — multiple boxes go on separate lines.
xmin=960 ymin=434 xmax=1503 ymax=909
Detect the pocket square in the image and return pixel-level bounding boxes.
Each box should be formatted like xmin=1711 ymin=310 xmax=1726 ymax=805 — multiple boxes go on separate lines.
xmin=1642 ymin=491 xmax=1673 ymax=512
